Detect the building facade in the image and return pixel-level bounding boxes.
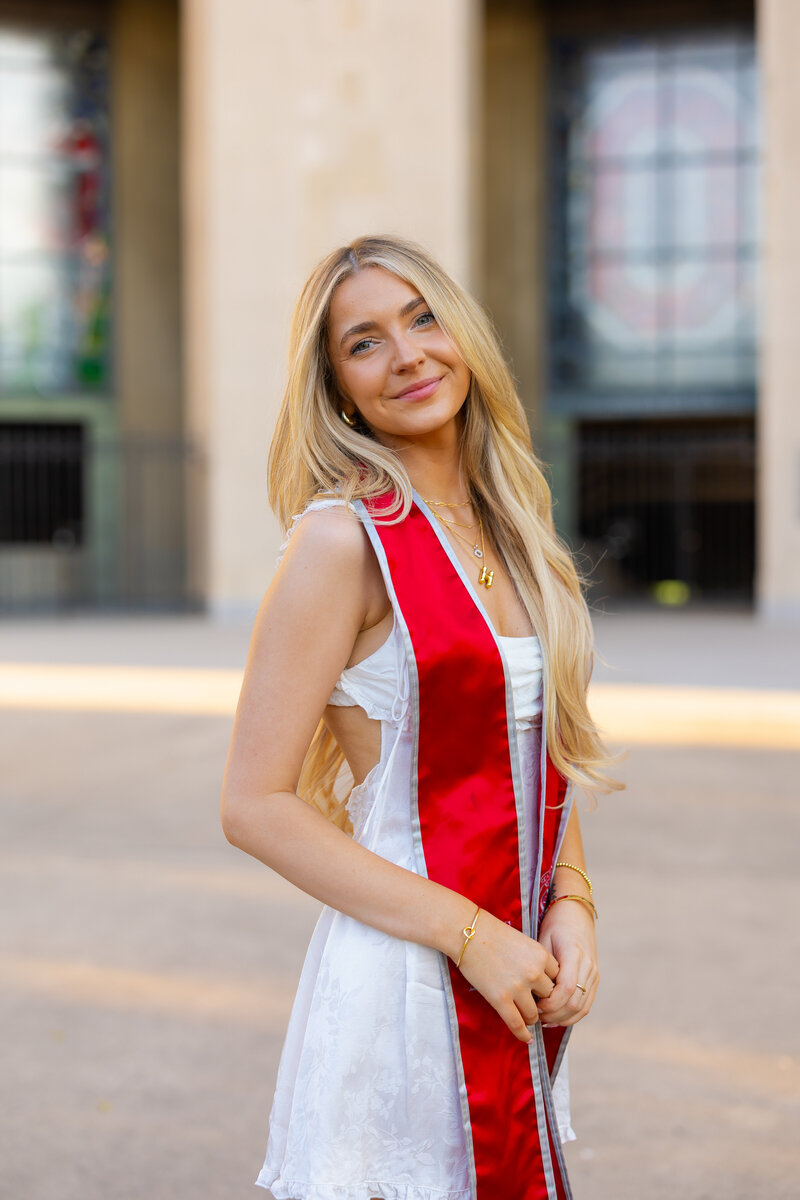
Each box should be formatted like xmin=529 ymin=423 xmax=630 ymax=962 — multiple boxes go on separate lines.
xmin=1 ymin=0 xmax=798 ymax=620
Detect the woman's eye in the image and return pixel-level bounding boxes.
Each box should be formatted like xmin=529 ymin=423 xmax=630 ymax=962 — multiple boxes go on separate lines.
xmin=349 ymin=312 xmax=434 ymax=356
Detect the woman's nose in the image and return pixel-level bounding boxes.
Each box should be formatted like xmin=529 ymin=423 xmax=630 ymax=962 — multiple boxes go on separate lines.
xmin=391 ymin=334 xmax=425 ymax=370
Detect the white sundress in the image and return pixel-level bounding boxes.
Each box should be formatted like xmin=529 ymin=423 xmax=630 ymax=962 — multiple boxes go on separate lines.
xmin=257 ymin=500 xmax=574 ymax=1200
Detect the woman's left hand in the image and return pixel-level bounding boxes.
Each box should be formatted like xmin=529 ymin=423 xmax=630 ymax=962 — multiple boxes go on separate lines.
xmin=534 ymin=900 xmax=599 ymax=1027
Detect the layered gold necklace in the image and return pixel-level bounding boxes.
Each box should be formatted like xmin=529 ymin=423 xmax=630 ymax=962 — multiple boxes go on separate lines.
xmin=423 ymin=498 xmax=495 ymax=589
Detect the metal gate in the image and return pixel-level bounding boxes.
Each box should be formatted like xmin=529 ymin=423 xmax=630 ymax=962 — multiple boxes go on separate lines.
xmin=0 ymin=422 xmax=203 ymax=612
xmin=576 ymin=417 xmax=755 ymax=603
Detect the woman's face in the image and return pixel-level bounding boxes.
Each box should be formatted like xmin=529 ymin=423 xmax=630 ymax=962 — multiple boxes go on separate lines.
xmin=325 ymin=266 xmax=471 ymax=449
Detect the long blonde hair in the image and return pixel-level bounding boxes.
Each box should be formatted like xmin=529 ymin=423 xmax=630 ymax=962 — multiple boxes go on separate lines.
xmin=269 ymin=234 xmax=622 ymax=826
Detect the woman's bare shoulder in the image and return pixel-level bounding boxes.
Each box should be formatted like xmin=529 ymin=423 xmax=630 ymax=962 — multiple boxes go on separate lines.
xmin=269 ymin=501 xmax=389 ymax=632
xmin=279 ymin=501 xmax=372 ymax=573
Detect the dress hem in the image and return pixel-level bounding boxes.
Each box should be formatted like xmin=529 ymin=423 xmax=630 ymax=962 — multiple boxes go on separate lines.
xmin=256 ymin=1175 xmax=471 ymax=1200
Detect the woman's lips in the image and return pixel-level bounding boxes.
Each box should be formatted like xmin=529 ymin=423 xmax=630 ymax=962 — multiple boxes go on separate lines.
xmin=393 ymin=376 xmax=442 ymax=401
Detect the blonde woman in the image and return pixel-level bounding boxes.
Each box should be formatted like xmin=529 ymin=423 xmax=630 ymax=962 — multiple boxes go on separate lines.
xmin=222 ymin=234 xmax=620 ymax=1200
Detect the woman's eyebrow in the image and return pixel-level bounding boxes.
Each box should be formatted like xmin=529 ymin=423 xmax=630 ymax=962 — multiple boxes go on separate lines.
xmin=339 ymin=295 xmax=426 ymax=348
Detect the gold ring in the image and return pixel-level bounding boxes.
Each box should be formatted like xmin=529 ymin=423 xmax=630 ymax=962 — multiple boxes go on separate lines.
xmin=575 ymin=983 xmax=587 ymax=994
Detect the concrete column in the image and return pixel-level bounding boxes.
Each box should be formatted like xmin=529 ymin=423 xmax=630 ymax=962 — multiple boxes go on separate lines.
xmin=112 ymin=0 xmax=183 ymax=604
xmin=757 ymin=0 xmax=800 ymax=620
xmin=483 ymin=4 xmax=578 ymax=544
xmin=483 ymin=1 xmax=548 ymax=430
xmin=182 ymin=0 xmax=481 ymax=616
xmin=113 ymin=0 xmax=181 ymax=439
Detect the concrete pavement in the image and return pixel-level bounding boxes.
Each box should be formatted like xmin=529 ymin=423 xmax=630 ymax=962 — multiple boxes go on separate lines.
xmin=1 ymin=611 xmax=798 ymax=1199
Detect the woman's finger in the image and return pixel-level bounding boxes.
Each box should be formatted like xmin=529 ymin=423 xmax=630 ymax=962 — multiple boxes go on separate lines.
xmin=499 ymin=1001 xmax=534 ymax=1043
xmin=530 ymin=972 xmax=556 ymax=999
xmin=573 ymin=977 xmax=592 ymax=1002
xmin=549 ymin=984 xmax=597 ymax=1027
xmin=541 ymin=971 xmax=598 ymax=1026
xmin=538 ymin=962 xmax=580 ymax=1015
xmin=516 ymin=993 xmax=541 ymax=1029
xmin=539 ymin=942 xmax=595 ymax=1015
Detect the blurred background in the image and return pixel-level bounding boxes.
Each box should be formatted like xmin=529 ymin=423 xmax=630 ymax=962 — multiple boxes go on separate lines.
xmin=0 ymin=0 xmax=797 ymax=619
xmin=0 ymin=2 xmax=798 ymax=1199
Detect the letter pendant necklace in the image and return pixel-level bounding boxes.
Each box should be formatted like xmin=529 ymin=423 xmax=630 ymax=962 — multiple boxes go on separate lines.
xmin=472 ymin=516 xmax=494 ymax=588
xmin=423 ymin=499 xmax=495 ymax=588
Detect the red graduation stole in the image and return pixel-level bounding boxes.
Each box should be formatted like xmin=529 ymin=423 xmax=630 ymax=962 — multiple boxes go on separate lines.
xmin=358 ymin=494 xmax=574 ymax=1200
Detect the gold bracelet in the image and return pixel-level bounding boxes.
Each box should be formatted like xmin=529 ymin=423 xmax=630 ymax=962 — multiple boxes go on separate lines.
xmin=547 ymin=893 xmax=598 ymax=921
xmin=555 ymin=861 xmax=593 ymax=896
xmin=455 ymin=906 xmax=481 ymax=969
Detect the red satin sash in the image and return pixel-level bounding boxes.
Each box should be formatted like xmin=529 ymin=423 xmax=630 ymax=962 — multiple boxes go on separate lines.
xmin=360 ymin=495 xmax=573 ymax=1200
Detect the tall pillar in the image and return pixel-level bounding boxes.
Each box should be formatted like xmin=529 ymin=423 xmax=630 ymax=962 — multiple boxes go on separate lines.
xmin=112 ymin=0 xmax=183 ymax=604
xmin=483 ymin=2 xmax=547 ymax=429
xmin=757 ymin=0 xmax=800 ymax=620
xmin=182 ymin=0 xmax=482 ymax=616
xmin=483 ymin=4 xmax=577 ymax=543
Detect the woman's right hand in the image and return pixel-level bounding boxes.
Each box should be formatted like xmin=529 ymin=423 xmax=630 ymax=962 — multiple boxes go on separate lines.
xmin=455 ymin=907 xmax=559 ymax=1043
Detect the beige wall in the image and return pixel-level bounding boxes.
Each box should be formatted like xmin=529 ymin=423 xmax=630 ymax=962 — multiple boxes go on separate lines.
xmin=757 ymin=0 xmax=800 ymax=620
xmin=182 ymin=0 xmax=482 ymax=616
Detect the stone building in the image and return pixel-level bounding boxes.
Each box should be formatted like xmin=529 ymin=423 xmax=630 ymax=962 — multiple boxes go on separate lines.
xmin=0 ymin=0 xmax=797 ymax=620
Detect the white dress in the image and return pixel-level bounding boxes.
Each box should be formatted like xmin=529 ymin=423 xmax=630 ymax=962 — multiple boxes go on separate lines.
xmin=257 ymin=502 xmax=574 ymax=1200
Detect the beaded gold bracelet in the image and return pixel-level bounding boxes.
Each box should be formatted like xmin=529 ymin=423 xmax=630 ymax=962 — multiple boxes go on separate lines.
xmin=455 ymin=906 xmax=481 ymax=969
xmin=547 ymin=893 xmax=598 ymax=921
xmin=555 ymin=861 xmax=593 ymax=896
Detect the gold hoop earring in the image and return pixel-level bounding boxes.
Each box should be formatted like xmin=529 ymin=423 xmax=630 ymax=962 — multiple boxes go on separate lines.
xmin=340 ymin=410 xmax=357 ymax=428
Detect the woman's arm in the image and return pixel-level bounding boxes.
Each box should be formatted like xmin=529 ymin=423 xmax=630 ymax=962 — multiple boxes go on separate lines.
xmin=221 ymin=506 xmax=558 ymax=1042
xmin=535 ymin=804 xmax=599 ymax=1026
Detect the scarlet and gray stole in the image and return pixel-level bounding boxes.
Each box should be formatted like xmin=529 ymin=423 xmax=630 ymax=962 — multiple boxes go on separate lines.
xmin=356 ymin=492 xmax=575 ymax=1200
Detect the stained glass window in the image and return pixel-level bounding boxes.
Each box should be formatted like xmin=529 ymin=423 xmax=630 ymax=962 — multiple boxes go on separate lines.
xmin=548 ymin=30 xmax=759 ymax=413
xmin=0 ymin=27 xmax=111 ymax=394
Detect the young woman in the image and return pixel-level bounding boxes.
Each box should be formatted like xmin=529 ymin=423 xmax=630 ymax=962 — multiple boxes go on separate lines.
xmin=221 ymin=234 xmax=620 ymax=1200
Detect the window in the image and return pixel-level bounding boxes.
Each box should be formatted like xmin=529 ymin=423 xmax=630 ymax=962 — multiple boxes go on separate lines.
xmin=0 ymin=27 xmax=111 ymax=395
xmin=548 ymin=29 xmax=759 ymax=414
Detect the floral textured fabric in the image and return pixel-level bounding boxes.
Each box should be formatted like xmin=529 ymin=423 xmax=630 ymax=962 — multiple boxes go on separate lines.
xmin=257 ymin=501 xmax=574 ymax=1200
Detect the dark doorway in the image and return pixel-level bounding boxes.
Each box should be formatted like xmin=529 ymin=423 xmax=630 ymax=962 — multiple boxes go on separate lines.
xmin=576 ymin=416 xmax=755 ymax=603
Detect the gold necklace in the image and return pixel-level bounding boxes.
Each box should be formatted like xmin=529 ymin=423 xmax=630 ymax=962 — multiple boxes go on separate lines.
xmin=423 ymin=497 xmax=471 ymax=509
xmin=430 ymin=509 xmax=494 ymax=589
xmin=430 ymin=512 xmax=478 ymax=531
xmin=422 ymin=497 xmax=478 ymax=530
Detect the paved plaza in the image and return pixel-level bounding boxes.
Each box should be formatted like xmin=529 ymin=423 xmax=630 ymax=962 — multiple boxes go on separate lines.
xmin=1 ymin=609 xmax=798 ymax=1199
